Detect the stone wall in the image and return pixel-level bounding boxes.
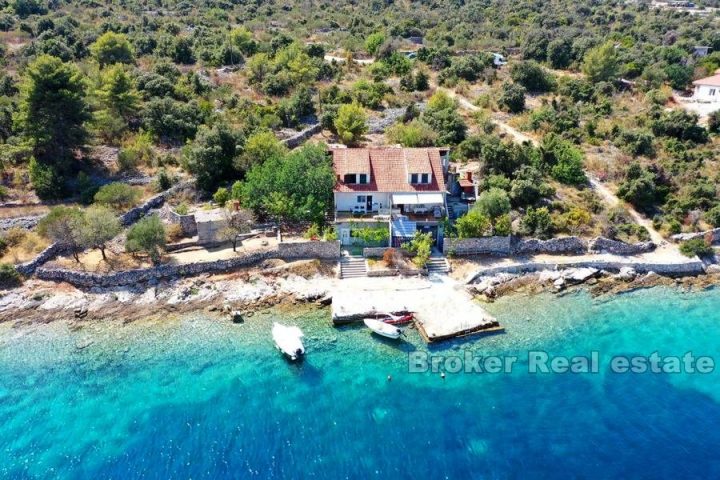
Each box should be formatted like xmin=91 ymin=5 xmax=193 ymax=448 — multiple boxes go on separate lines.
xmin=34 ymin=241 xmax=341 ymax=288
xmin=588 ymin=236 xmax=656 ymax=255
xmin=0 ymin=215 xmax=43 ymax=232
xmin=119 ymin=180 xmax=193 ymax=226
xmin=443 ymin=236 xmax=513 ymax=256
xmin=16 ymin=180 xmax=194 ymax=276
xmin=277 ymin=240 xmax=341 ymax=259
xmin=466 ymin=259 xmax=705 ymax=283
xmin=444 ymin=235 xmax=656 ymax=257
xmin=671 ymin=228 xmax=720 ymax=244
xmin=16 ymin=242 xmax=67 ymax=276
xmin=514 ymin=237 xmax=587 ymax=255
xmin=443 ymin=236 xmax=586 ymax=256
xmin=366 ymin=267 xmax=427 ymax=277
xmin=161 ymin=205 xmax=197 ymax=236
xmin=282 ymin=123 xmax=322 ymax=149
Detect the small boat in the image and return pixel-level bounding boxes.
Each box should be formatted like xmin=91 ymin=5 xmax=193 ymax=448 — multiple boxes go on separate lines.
xmin=364 ymin=319 xmax=404 ymax=339
xmin=272 ymin=322 xmax=305 ymax=361
xmin=381 ymin=313 xmax=414 ymax=325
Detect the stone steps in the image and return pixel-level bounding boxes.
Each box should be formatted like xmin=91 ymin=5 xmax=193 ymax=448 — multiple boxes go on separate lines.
xmin=426 ymin=257 xmax=450 ymax=274
xmin=340 ymin=256 xmax=367 ymax=279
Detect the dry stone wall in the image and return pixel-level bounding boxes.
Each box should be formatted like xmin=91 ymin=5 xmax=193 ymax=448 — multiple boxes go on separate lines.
xmin=34 ymin=241 xmax=341 ymax=288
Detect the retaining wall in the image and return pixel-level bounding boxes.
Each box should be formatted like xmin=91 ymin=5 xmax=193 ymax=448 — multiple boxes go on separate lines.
xmin=443 ymin=236 xmax=513 ymax=255
xmin=34 ymin=241 xmax=341 ymax=288
xmin=466 ymin=259 xmax=706 ymax=284
xmin=588 ymin=236 xmax=656 ymax=255
xmin=119 ymin=180 xmax=193 ymax=226
xmin=445 ymin=236 xmax=655 ymax=257
xmin=514 ymin=237 xmax=587 ymax=255
xmin=443 ymin=236 xmax=586 ymax=256
xmin=672 ymin=228 xmax=720 ymax=244
xmin=162 ymin=206 xmax=198 ymax=236
xmin=15 ymin=180 xmax=195 ymax=276
xmin=282 ymin=124 xmax=322 ymax=149
xmin=0 ymin=215 xmax=43 ymax=232
xmin=16 ymin=243 xmax=68 ymax=276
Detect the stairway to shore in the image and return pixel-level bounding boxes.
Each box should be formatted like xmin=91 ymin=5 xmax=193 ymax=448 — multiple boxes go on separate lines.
xmin=426 ymin=256 xmax=450 ymax=275
xmin=340 ymin=256 xmax=367 ymax=279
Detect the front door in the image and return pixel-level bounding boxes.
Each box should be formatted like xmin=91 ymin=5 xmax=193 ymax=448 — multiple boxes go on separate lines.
xmin=366 ymin=195 xmax=373 ymax=212
xmin=340 ymin=228 xmax=351 ymax=245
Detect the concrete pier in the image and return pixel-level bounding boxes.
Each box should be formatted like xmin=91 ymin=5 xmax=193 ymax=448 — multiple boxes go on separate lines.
xmin=331 ymin=276 xmax=502 ymax=342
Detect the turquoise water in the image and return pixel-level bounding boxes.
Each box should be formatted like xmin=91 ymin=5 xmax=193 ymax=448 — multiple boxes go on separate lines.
xmin=1 ymin=287 xmax=720 ymax=478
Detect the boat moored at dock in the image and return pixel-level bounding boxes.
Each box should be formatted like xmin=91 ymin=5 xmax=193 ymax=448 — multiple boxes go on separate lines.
xmin=363 ymin=319 xmax=404 ymax=339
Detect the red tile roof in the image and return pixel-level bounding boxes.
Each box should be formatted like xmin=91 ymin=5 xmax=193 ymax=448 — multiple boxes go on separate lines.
xmin=332 ymin=148 xmax=370 ymax=174
xmin=331 ymin=147 xmax=447 ymax=193
xmin=693 ymin=74 xmax=720 ymax=87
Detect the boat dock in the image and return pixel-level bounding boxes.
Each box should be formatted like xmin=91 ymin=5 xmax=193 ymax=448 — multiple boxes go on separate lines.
xmin=331 ymin=276 xmax=503 ymax=343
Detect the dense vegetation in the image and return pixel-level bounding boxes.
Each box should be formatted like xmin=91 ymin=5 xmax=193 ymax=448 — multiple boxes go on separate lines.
xmin=1 ymin=0 xmax=720 ymax=253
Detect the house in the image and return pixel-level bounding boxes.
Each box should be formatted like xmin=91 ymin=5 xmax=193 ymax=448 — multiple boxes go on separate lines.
xmin=457 ymin=171 xmax=479 ymax=201
xmin=195 ymin=209 xmax=227 ymax=245
xmin=694 ymin=46 xmax=711 ymax=57
xmin=330 ymin=146 xmax=449 ymax=247
xmin=692 ymin=72 xmax=720 ymax=102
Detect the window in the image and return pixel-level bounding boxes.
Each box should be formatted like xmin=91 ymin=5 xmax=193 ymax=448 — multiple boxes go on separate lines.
xmin=410 ymin=173 xmax=430 ymax=184
xmin=344 ymin=173 xmax=369 ymax=184
xmin=357 ymin=195 xmax=366 ymax=203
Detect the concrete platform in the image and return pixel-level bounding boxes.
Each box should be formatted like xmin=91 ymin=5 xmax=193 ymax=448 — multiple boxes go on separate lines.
xmin=331 ymin=275 xmax=501 ymax=342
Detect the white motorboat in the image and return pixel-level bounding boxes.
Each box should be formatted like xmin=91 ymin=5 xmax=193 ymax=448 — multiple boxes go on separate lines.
xmin=272 ymin=322 xmax=305 ymax=361
xmin=363 ymin=318 xmax=404 ymax=339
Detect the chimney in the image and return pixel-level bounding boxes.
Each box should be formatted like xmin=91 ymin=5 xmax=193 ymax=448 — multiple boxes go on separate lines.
xmin=466 ymin=171 xmax=473 ymax=182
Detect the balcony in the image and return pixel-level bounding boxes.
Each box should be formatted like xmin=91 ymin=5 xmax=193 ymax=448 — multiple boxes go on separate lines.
xmin=335 ymin=205 xmax=444 ymax=223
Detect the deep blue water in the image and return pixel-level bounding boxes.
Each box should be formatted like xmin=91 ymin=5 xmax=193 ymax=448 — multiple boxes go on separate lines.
xmin=1 ymin=287 xmax=720 ymax=479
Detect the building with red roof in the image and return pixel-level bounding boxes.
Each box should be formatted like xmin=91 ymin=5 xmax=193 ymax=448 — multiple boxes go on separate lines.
xmin=692 ymin=72 xmax=720 ymax=102
xmin=329 ymin=146 xmax=450 ymax=246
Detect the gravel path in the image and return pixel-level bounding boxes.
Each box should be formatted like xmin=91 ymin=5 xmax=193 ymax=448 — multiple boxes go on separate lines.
xmin=442 ymin=87 xmax=675 ymax=252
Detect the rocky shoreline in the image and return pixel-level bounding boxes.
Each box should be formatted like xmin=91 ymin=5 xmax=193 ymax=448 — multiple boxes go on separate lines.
xmin=2 ymin=259 xmax=719 ymax=329
xmin=468 ymin=266 xmax=720 ymax=302
xmin=0 ymin=260 xmax=336 ymax=326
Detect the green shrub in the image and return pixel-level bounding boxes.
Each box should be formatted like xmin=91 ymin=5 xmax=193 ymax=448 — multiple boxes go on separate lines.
xmin=303 ymin=224 xmax=321 ymax=239
xmin=351 ymin=225 xmax=389 ymax=245
xmin=323 ymin=227 xmax=337 ymax=241
xmin=29 ymin=157 xmax=63 ymax=200
xmin=476 ymin=188 xmax=511 ymax=220
xmin=456 ymin=209 xmax=492 ymax=238
xmin=156 ymin=169 xmax=173 ymax=191
xmin=403 ymin=232 xmax=433 ymax=268
xmin=708 ymin=110 xmax=720 ymax=134
xmin=679 ymin=238 xmax=714 ymax=258
xmin=94 ymin=182 xmax=141 ymax=210
xmin=493 ymin=214 xmax=513 ymax=236
xmin=521 ymin=207 xmax=553 ymax=238
xmin=125 ymin=215 xmax=166 ymax=264
xmin=510 ymin=61 xmax=555 ymax=93
xmin=497 ymin=82 xmax=526 ymax=113
xmin=704 ymin=205 xmax=720 ymax=228
xmin=0 ymin=264 xmax=22 ymax=289
xmin=174 ymin=203 xmax=189 ymax=215
xmin=213 ymin=187 xmax=230 ymax=206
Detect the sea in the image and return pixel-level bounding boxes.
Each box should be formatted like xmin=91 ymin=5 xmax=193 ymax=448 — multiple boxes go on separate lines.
xmin=1 ymin=286 xmax=719 ymax=479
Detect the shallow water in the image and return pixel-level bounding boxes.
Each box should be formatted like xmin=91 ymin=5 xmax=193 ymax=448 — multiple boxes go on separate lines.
xmin=1 ymin=287 xmax=720 ymax=478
